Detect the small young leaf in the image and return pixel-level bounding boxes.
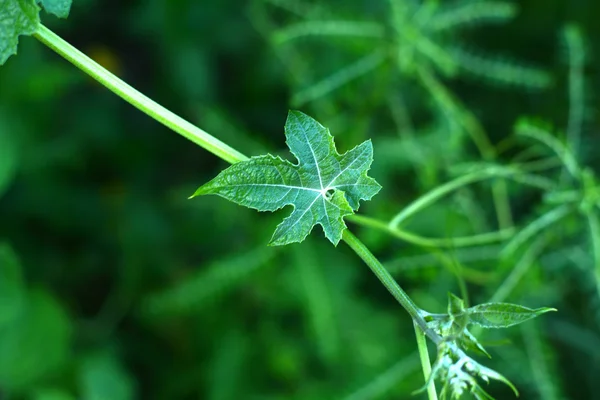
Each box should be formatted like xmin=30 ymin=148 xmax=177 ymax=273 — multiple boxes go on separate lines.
xmin=467 ymin=361 xmax=519 ymax=396
xmin=447 ymin=292 xmax=465 ymax=316
xmin=466 ymin=303 xmax=556 ymax=329
xmin=461 ymin=329 xmax=491 ymax=358
xmin=192 ymin=111 xmax=381 ymax=246
xmin=0 ymin=0 xmax=40 ymax=65
xmin=37 ymin=0 xmax=72 ymax=18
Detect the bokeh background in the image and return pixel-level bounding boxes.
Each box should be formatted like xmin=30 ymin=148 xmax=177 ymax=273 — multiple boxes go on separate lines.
xmin=1 ymin=0 xmax=600 ymax=399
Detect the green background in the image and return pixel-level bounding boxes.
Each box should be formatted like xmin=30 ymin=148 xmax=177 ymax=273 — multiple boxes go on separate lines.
xmin=1 ymin=0 xmax=599 ymax=399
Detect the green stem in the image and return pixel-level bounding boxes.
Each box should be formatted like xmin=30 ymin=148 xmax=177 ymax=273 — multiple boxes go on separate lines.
xmin=470 ymin=236 xmax=549 ymax=339
xmin=492 ymin=179 xmax=513 ymax=230
xmin=584 ymin=209 xmax=600 ymax=299
xmin=342 ymin=353 xmax=420 ymax=400
xmin=389 ymin=171 xmax=497 ymax=228
xmin=34 ymin=25 xmax=248 ymax=165
xmin=416 ymin=66 xmax=513 ymax=229
xmin=347 ymin=214 xmax=514 ymax=248
xmin=491 ymin=236 xmax=549 ymax=303
xmin=414 ymin=322 xmax=438 ymax=400
xmin=342 ymin=230 xmax=441 ymax=345
xmin=565 ymin=25 xmax=585 ymax=156
xmin=502 ymin=204 xmax=573 ymax=258
xmin=389 ymin=164 xmax=558 ymax=230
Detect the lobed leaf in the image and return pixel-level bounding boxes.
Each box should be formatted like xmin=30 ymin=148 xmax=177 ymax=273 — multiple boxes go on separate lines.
xmin=192 ymin=111 xmax=381 ymax=246
xmin=0 ymin=0 xmax=72 ymax=65
xmin=0 ymin=0 xmax=40 ymax=65
xmin=466 ymin=303 xmax=556 ymax=329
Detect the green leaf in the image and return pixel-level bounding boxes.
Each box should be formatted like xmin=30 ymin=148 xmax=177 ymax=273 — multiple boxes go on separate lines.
xmin=0 ymin=244 xmax=25 ymax=328
xmin=33 ymin=388 xmax=76 ymax=400
xmin=0 ymin=111 xmax=19 ymax=197
xmin=472 ymin=361 xmax=519 ymax=397
xmin=0 ymin=0 xmax=40 ymax=65
xmin=192 ymin=111 xmax=381 ymax=246
xmin=460 ymin=329 xmax=491 ymax=359
xmin=0 ymin=289 xmax=71 ymax=391
xmin=447 ymin=292 xmax=465 ymax=316
xmin=37 ymin=0 xmax=71 ymax=18
xmin=80 ymin=352 xmax=135 ymax=400
xmin=466 ymin=303 xmax=556 ymax=329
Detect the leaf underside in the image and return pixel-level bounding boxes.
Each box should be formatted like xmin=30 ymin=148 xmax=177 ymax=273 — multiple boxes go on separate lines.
xmin=192 ymin=110 xmax=381 ymax=246
xmin=0 ymin=0 xmax=40 ymax=65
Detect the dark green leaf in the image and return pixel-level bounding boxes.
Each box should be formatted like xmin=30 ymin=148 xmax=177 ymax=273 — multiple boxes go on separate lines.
xmin=466 ymin=303 xmax=556 ymax=329
xmin=0 ymin=244 xmax=25 ymax=328
xmin=192 ymin=111 xmax=381 ymax=245
xmin=33 ymin=389 xmax=76 ymax=400
xmin=0 ymin=111 xmax=18 ymax=197
xmin=460 ymin=329 xmax=491 ymax=358
xmin=80 ymin=352 xmax=135 ymax=400
xmin=37 ymin=0 xmax=71 ymax=18
xmin=0 ymin=0 xmax=40 ymax=65
xmin=0 ymin=289 xmax=72 ymax=391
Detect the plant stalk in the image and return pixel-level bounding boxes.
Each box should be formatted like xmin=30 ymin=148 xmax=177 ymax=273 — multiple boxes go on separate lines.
xmin=390 ymin=170 xmax=499 ymax=228
xmin=34 ymin=24 xmax=248 ymax=165
xmin=342 ymin=230 xmax=441 ymax=345
xmin=414 ymin=322 xmax=439 ymax=400
xmin=348 ymin=214 xmax=514 ymax=248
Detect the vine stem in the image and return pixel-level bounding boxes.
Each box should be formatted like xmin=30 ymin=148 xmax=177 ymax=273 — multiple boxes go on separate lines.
xmin=33 ymin=24 xmax=248 ymax=165
xmin=347 ymin=214 xmax=514 ymax=248
xmin=342 ymin=230 xmax=441 ymax=345
xmin=35 ymin=24 xmax=444 ymax=387
xmin=414 ymin=322 xmax=439 ymax=400
xmin=416 ymin=66 xmax=514 ymax=230
xmin=389 ymin=169 xmax=509 ymax=229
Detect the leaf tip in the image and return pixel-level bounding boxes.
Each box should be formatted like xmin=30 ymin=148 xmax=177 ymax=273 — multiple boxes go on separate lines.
xmin=188 ymin=188 xmax=203 ymax=199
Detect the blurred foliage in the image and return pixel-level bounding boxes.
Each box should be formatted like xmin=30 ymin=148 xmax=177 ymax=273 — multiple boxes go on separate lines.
xmin=1 ymin=0 xmax=600 ymax=399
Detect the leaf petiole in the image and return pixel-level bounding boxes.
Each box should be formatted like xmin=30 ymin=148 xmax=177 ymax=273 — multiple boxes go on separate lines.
xmin=33 ymin=24 xmax=248 ymax=165
xmin=342 ymin=230 xmax=441 ymax=345
xmin=414 ymin=322 xmax=439 ymax=400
